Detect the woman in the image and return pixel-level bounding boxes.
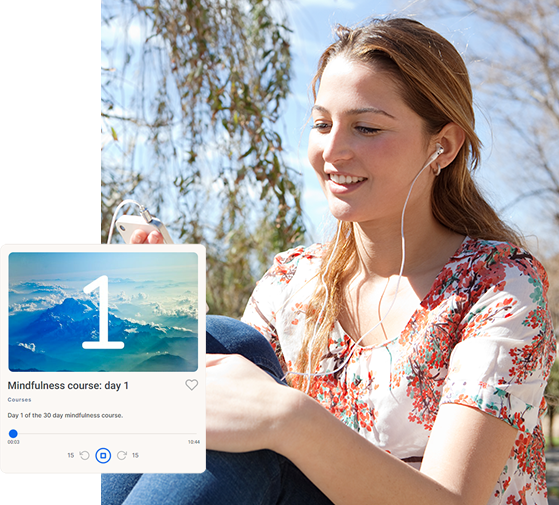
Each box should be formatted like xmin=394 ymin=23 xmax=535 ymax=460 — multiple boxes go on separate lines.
xmin=105 ymin=17 xmax=556 ymax=505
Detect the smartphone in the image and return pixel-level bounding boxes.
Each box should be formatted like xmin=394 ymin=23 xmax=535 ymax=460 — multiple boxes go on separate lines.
xmin=115 ymin=215 xmax=174 ymax=244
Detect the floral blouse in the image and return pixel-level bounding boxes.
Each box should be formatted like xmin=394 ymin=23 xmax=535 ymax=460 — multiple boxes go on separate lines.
xmin=241 ymin=237 xmax=556 ymax=504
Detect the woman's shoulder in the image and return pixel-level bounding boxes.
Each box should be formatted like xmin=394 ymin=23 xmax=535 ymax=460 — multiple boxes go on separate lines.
xmin=447 ymin=237 xmax=549 ymax=302
xmin=273 ymin=243 xmax=324 ymax=264
xmin=453 ymin=237 xmax=547 ymax=279
xmin=242 ymin=243 xmax=325 ymax=335
xmin=261 ymin=243 xmax=324 ymax=285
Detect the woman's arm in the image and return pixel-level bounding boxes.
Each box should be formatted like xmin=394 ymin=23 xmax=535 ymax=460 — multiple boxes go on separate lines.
xmin=279 ymin=392 xmax=517 ymax=505
xmin=206 ymin=353 xmax=517 ymax=505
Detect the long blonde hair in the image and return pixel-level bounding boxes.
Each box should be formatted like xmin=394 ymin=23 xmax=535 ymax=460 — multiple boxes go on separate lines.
xmin=290 ymin=18 xmax=525 ymax=391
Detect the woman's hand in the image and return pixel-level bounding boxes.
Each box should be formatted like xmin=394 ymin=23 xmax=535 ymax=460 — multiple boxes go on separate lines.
xmin=205 ymin=353 xmax=300 ymax=454
xmin=129 ymin=229 xmax=164 ymax=244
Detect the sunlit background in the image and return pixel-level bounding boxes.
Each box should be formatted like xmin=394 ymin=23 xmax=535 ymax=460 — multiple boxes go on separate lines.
xmin=101 ymin=0 xmax=559 ymax=256
xmin=281 ymin=0 xmax=557 ymax=253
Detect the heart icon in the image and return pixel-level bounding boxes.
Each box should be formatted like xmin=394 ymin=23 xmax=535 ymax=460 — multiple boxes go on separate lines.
xmin=185 ymin=379 xmax=198 ymax=391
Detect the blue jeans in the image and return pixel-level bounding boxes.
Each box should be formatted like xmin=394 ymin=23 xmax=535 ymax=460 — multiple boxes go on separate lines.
xmin=101 ymin=316 xmax=334 ymax=505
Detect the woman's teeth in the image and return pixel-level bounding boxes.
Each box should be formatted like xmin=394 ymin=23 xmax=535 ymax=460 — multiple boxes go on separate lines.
xmin=329 ymin=174 xmax=365 ymax=184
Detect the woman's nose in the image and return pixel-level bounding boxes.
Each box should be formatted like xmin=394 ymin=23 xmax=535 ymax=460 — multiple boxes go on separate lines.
xmin=321 ymin=126 xmax=353 ymax=164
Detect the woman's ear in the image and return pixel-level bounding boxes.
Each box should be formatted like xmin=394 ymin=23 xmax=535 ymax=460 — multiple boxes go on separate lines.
xmin=432 ymin=123 xmax=466 ymax=169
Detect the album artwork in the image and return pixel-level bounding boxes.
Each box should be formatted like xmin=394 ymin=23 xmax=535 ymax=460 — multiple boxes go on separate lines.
xmin=8 ymin=251 xmax=199 ymax=372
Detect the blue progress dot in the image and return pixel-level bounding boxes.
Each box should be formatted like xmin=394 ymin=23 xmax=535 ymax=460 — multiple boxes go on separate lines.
xmin=9 ymin=430 xmax=18 ymax=438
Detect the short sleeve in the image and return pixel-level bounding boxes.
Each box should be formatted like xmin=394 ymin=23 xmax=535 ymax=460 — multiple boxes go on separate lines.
xmin=440 ymin=252 xmax=556 ymax=433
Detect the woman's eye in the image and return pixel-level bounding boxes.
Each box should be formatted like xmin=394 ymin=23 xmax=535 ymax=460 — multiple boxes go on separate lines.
xmin=310 ymin=123 xmax=380 ymax=134
xmin=311 ymin=122 xmax=331 ymax=131
xmin=356 ymin=126 xmax=380 ymax=135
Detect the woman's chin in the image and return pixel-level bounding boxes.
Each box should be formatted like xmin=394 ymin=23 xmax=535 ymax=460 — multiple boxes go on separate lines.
xmin=326 ymin=200 xmax=364 ymax=223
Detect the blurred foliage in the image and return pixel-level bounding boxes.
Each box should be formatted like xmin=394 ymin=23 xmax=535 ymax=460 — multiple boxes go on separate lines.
xmin=465 ymin=0 xmax=559 ymax=215
xmin=101 ymin=0 xmax=304 ymax=317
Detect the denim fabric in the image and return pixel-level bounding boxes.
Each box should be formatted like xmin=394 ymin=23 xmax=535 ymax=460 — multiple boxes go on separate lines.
xmin=101 ymin=315 xmax=333 ymax=505
xmin=204 ymin=315 xmax=287 ymax=383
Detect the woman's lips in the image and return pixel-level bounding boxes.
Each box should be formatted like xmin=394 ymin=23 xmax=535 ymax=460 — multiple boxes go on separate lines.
xmin=329 ymin=173 xmax=366 ymax=184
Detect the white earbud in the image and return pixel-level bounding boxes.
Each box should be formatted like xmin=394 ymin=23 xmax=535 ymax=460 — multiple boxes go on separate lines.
xmin=426 ymin=143 xmax=444 ymax=165
xmin=424 ymin=143 xmax=445 ymax=175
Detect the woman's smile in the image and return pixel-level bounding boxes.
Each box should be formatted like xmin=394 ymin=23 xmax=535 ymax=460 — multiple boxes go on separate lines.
xmin=327 ymin=172 xmax=368 ymax=193
xmin=329 ymin=173 xmax=366 ymax=185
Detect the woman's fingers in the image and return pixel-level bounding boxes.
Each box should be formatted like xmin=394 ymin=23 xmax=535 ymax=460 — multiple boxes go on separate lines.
xmin=129 ymin=229 xmax=164 ymax=244
xmin=130 ymin=229 xmax=148 ymax=243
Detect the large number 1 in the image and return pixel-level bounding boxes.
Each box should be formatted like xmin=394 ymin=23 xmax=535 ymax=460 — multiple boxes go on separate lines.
xmin=82 ymin=275 xmax=124 ymax=349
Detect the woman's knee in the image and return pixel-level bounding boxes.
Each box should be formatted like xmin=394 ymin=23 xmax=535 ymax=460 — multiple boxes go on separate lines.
xmin=206 ymin=316 xmax=263 ymax=353
xmin=206 ymin=315 xmax=284 ymax=382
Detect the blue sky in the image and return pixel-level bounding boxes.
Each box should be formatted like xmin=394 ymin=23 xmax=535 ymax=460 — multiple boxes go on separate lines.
xmin=9 ymin=251 xmax=198 ymax=284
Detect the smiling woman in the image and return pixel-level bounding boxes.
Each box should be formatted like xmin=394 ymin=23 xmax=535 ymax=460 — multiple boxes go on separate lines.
xmin=103 ymin=17 xmax=556 ymax=505
xmin=308 ymin=58 xmax=445 ymax=226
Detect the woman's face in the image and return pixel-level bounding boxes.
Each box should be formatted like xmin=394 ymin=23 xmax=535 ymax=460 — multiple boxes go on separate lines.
xmin=308 ymin=56 xmax=437 ymax=226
